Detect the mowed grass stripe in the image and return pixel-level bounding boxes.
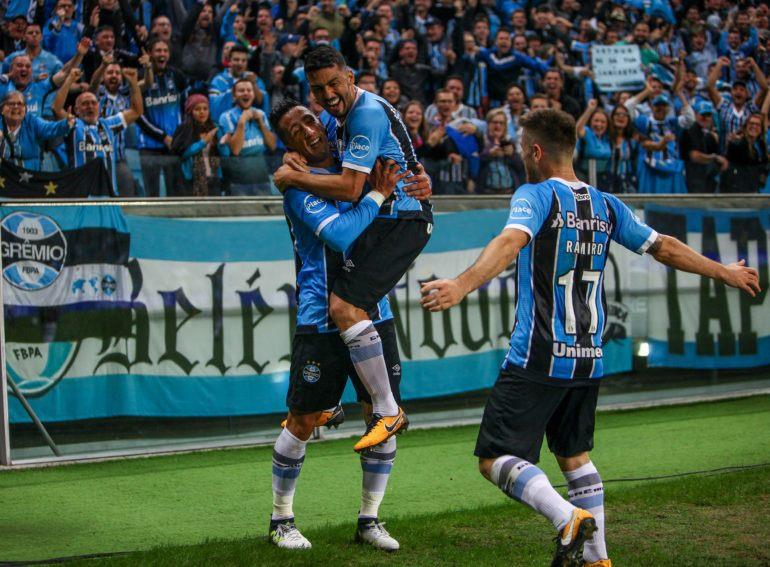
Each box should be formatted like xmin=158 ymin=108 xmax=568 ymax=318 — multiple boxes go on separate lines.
xmin=0 ymin=396 xmax=768 ymax=561
xmin=76 ymin=466 xmax=770 ymax=566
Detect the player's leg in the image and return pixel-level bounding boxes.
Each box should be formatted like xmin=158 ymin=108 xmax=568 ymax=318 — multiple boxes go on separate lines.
xmin=349 ymin=321 xmax=402 ymax=550
xmin=549 ymin=385 xmax=609 ymax=566
xmin=270 ymin=410 xmax=317 ymax=549
xmin=475 ymin=369 xmax=591 ymax=565
xmin=332 ymin=218 xmax=430 ymax=451
xmin=270 ymin=332 xmax=349 ymax=549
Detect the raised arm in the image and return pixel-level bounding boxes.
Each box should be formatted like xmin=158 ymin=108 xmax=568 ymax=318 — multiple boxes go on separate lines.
xmin=120 ymin=67 xmax=144 ymax=124
xmin=748 ymin=57 xmax=768 ymax=107
xmin=707 ymin=57 xmax=727 ymax=107
xmin=52 ymin=67 xmax=81 ymax=119
xmin=88 ymin=51 xmax=112 ymax=93
xmin=576 ymin=99 xmax=598 ymax=138
xmin=53 ymin=37 xmax=91 ymax=87
xmin=420 ymin=228 xmax=530 ymax=311
xmin=649 ymin=234 xmax=760 ymax=297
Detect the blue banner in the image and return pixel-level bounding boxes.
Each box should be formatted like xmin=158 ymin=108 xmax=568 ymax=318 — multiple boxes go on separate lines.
xmin=3 ymin=206 xmax=634 ymax=423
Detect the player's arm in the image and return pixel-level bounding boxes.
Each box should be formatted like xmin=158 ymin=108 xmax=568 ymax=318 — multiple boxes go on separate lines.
xmin=318 ymin=161 xmax=407 ymax=251
xmin=276 ymin=165 xmax=367 ymax=201
xmin=648 ymin=235 xmax=760 ymax=296
xmin=421 ymin=229 xmax=529 ymax=312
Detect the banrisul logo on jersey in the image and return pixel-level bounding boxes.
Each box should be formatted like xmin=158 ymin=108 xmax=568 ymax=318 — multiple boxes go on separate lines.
xmin=509 ymin=198 xmax=533 ymax=219
xmin=1 ymin=212 xmax=67 ymax=290
xmin=349 ymin=135 xmax=371 ymax=159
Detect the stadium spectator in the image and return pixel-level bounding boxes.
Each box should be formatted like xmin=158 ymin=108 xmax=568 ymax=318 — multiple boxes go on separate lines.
xmin=681 ymin=100 xmax=725 ymax=193
xmin=52 ymin=65 xmax=143 ymax=195
xmin=605 ymin=105 xmax=639 ymax=194
xmin=219 ymin=78 xmax=276 ymax=195
xmin=356 ymin=70 xmax=377 ymax=94
xmin=0 ymin=91 xmax=73 ymax=170
xmin=43 ymin=0 xmax=84 ymax=63
xmin=171 ymin=93 xmax=220 ymax=196
xmin=502 ymin=84 xmax=526 ymax=151
xmin=380 ymin=78 xmax=408 ymax=111
xmin=542 ymin=68 xmax=581 ymax=119
xmin=389 ymin=39 xmax=436 ymax=106
xmin=721 ymin=113 xmax=769 ymax=193
xmin=179 ymin=2 xmax=220 ymax=84
xmin=708 ymin=56 xmax=765 ymax=146
xmin=402 ymin=100 xmax=430 ymax=160
xmin=150 ymin=15 xmax=182 ymax=69
xmin=477 ymin=108 xmax=522 ymax=194
xmin=576 ymin=99 xmax=611 ymax=184
xmin=3 ymin=23 xmax=63 ymax=81
xmin=136 ymin=38 xmax=186 ymax=197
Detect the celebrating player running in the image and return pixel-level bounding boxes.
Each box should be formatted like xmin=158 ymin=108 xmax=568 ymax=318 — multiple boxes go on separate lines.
xmin=274 ymin=45 xmax=433 ymax=453
xmin=421 ymin=109 xmax=760 ymax=567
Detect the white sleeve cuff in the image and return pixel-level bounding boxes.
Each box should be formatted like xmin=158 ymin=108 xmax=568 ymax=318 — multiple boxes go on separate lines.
xmin=342 ymin=161 xmax=372 ymax=174
xmin=364 ymin=191 xmax=386 ymax=207
xmin=637 ymin=230 xmax=659 ymax=255
xmin=504 ymin=223 xmax=533 ymax=238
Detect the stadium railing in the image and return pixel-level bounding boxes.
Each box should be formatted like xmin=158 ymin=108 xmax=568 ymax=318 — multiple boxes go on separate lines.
xmin=1 ymin=194 xmax=769 ymax=467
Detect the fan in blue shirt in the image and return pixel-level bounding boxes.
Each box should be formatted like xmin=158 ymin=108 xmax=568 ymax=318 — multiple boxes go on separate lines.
xmin=0 ymin=91 xmax=73 ymax=170
xmin=208 ymin=45 xmax=269 ymax=122
xmin=3 ymin=24 xmax=63 ymax=82
xmin=52 ymin=66 xmax=144 ymax=195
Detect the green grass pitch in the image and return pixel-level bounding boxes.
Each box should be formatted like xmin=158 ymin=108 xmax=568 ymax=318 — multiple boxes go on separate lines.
xmin=1 ymin=396 xmax=769 ymax=565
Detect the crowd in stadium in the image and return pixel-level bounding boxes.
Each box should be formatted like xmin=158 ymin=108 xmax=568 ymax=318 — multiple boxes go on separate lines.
xmin=0 ymin=0 xmax=768 ymax=196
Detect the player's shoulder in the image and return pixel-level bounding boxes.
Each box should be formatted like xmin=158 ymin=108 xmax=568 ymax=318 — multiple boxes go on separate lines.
xmin=284 ymin=188 xmax=337 ymax=218
xmin=351 ymin=90 xmax=390 ymax=119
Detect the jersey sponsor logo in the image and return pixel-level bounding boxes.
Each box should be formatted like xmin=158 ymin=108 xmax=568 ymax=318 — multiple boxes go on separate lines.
xmin=564 ymin=211 xmax=612 ymax=235
xmin=509 ymin=198 xmax=533 ymax=219
xmin=565 ymin=240 xmax=605 ymax=256
xmin=303 ymin=195 xmax=327 ymax=214
xmin=552 ymin=342 xmax=603 ymax=359
xmin=1 ymin=212 xmax=67 ymax=291
xmin=348 ymin=135 xmax=371 ymax=159
xmin=144 ymin=92 xmax=180 ymax=107
xmin=574 ymin=192 xmax=591 ymax=201
xmin=78 ymin=140 xmax=112 ymax=153
xmin=302 ymin=362 xmax=321 ymax=383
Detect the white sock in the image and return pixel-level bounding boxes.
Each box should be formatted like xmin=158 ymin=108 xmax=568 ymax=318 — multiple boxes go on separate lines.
xmin=491 ymin=456 xmax=575 ymax=531
xmin=341 ymin=320 xmax=398 ymax=416
xmin=271 ymin=428 xmax=306 ymax=521
xmin=359 ymin=437 xmax=397 ymax=520
xmin=564 ymin=461 xmax=607 ymax=562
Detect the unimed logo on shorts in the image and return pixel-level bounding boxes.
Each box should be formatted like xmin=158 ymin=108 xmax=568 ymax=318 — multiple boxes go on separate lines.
xmin=348 ymin=135 xmax=371 ymax=159
xmin=1 ymin=212 xmax=67 ymax=291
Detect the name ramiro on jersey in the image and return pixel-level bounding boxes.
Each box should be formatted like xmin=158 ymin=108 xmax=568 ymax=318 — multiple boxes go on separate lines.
xmin=553 ymin=342 xmax=603 ymax=359
xmin=565 ymin=240 xmax=605 ymax=255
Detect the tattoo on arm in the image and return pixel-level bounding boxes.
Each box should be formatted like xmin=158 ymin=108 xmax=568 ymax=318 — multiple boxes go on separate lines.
xmin=648 ymin=234 xmax=664 ymax=254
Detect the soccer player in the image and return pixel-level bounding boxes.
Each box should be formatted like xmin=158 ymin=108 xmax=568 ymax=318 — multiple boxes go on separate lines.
xmin=420 ymin=109 xmax=761 ymax=567
xmin=52 ymin=66 xmax=143 ymax=195
xmin=268 ymin=99 xmax=409 ymax=551
xmin=274 ymin=45 xmax=433 ymax=452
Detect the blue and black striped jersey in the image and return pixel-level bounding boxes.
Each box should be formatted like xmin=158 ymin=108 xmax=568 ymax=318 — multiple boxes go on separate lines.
xmin=504 ymin=178 xmax=657 ymax=382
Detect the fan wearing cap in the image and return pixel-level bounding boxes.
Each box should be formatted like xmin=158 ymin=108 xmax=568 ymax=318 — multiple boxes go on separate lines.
xmin=625 ymin=76 xmax=694 ymax=193
xmin=707 ymin=56 xmax=764 ymax=148
xmin=680 ymin=100 xmax=727 ymax=193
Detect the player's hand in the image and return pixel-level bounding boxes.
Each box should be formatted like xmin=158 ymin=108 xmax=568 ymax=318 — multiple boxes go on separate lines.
xmin=420 ymin=279 xmax=466 ymax=312
xmin=404 ymin=162 xmax=432 ymax=201
xmin=368 ymin=159 xmax=409 ymax=201
xmin=273 ymin=164 xmax=296 ymax=193
xmin=721 ymin=259 xmax=761 ymax=297
xmin=283 ymin=150 xmax=309 ymax=172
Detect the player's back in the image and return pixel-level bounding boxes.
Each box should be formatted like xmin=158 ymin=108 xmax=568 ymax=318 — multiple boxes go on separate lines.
xmin=505 ymin=178 xmax=656 ymax=382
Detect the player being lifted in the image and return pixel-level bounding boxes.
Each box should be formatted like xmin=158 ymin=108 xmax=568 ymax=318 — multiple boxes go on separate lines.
xmin=274 ymin=45 xmax=433 ymax=453
xmin=421 ymin=109 xmax=760 ymax=567
xmin=267 ymin=99 xmax=411 ymax=552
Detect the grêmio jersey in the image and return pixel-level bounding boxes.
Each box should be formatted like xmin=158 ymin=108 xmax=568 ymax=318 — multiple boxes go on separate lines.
xmin=504 ymin=177 xmax=657 ymax=383
xmin=323 ymin=88 xmax=431 ymax=221
xmin=283 ymin=167 xmax=393 ymax=334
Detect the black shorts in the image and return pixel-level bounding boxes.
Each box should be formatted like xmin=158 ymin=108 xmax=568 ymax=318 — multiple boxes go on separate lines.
xmin=474 ymin=366 xmax=599 ymax=463
xmin=286 ymin=319 xmax=402 ymax=414
xmin=332 ymin=213 xmax=432 ymax=312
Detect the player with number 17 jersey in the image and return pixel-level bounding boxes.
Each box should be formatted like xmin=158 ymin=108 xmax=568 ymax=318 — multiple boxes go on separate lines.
xmin=503 ymin=178 xmax=657 ymax=382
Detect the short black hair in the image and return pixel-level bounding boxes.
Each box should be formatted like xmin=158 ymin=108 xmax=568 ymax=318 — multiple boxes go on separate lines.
xmin=357 ymin=70 xmax=376 ymax=83
xmin=229 ymin=44 xmax=250 ymax=57
xmin=304 ymin=45 xmax=347 ymax=74
xmin=520 ymin=109 xmax=576 ymax=158
xmin=268 ymin=97 xmax=301 ymax=140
